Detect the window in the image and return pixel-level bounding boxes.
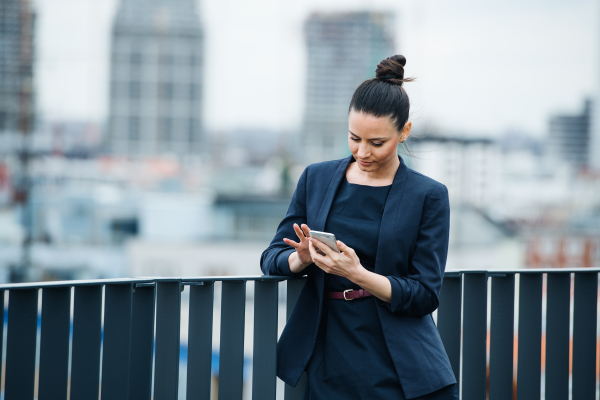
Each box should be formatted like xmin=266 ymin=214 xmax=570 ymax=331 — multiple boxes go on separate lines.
xmin=131 ymin=51 xmax=142 ymax=65
xmin=129 ymin=116 xmax=140 ymax=140
xmin=159 ymin=117 xmax=172 ymax=141
xmin=188 ymin=118 xmax=197 ymax=143
xmin=189 ymin=84 xmax=197 ymax=101
xmin=162 ymin=54 xmax=174 ymax=66
xmin=130 ymin=81 xmax=141 ymax=99
xmin=159 ymin=82 xmax=173 ymax=100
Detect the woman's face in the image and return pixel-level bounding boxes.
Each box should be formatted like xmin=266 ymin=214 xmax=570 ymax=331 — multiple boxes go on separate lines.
xmin=348 ymin=109 xmax=411 ymax=172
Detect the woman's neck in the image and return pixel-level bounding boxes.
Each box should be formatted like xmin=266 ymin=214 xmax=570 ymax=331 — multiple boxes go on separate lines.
xmin=346 ymin=155 xmax=399 ymax=186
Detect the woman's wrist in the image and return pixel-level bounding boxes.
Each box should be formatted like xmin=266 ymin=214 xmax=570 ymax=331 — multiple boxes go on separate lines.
xmin=348 ymin=264 xmax=369 ymax=284
xmin=350 ymin=266 xmax=392 ymax=303
xmin=288 ymin=251 xmax=311 ymax=274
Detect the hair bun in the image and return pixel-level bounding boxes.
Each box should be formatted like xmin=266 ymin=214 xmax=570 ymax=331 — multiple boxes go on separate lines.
xmin=375 ymin=55 xmax=409 ymax=84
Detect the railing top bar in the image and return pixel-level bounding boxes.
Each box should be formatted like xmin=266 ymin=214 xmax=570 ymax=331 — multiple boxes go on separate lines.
xmin=0 ymin=274 xmax=300 ymax=290
xmin=0 ymin=277 xmax=157 ymax=290
xmin=0 ymin=268 xmax=598 ymax=290
xmin=182 ymin=275 xmax=295 ymax=283
xmin=445 ymin=268 xmax=600 ymax=276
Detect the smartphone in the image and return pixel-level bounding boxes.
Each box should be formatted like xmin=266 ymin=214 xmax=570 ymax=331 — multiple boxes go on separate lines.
xmin=308 ymin=230 xmax=340 ymax=254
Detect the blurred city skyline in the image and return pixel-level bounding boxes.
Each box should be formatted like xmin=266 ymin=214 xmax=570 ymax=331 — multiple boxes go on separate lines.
xmin=1 ymin=0 xmax=599 ymax=283
xmin=0 ymin=2 xmax=596 ymax=395
xmin=35 ymin=0 xmax=598 ymax=136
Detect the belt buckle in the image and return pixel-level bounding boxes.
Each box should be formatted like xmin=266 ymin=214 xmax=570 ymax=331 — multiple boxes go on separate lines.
xmin=343 ymin=289 xmax=354 ymax=301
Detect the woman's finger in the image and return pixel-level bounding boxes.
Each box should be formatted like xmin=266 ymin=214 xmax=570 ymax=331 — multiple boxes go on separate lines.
xmin=283 ymin=238 xmax=299 ymax=248
xmin=301 ymin=224 xmax=311 ymax=238
xmin=308 ymin=241 xmax=323 ymax=261
xmin=336 ymin=240 xmax=354 ymax=256
xmin=293 ymin=223 xmax=307 ymax=241
xmin=309 ymin=237 xmax=334 ymax=257
xmin=309 ymin=243 xmax=334 ymax=272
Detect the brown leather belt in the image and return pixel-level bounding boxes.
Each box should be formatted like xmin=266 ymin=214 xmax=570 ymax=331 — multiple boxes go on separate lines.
xmin=325 ymin=288 xmax=373 ymax=301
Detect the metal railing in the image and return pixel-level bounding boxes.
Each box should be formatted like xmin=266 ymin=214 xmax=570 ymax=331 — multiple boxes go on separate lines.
xmin=0 ymin=269 xmax=598 ymax=400
xmin=439 ymin=269 xmax=599 ymax=400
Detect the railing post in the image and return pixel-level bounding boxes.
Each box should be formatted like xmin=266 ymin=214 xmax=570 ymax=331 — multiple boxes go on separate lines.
xmin=461 ymin=272 xmax=488 ymax=400
xmin=218 ymin=280 xmax=247 ymax=399
xmin=516 ymin=273 xmax=543 ymax=399
xmin=101 ymin=283 xmax=134 ymax=400
xmin=489 ymin=274 xmax=514 ymax=400
xmin=437 ymin=275 xmax=462 ymax=387
xmin=0 ymin=291 xmax=4 ymax=392
xmin=71 ymin=285 xmax=102 ymax=400
xmin=545 ymin=273 xmax=570 ymax=400
xmin=38 ymin=287 xmax=71 ymax=400
xmin=252 ymin=280 xmax=279 ymax=400
xmin=187 ymin=282 xmax=215 ymax=400
xmin=284 ymin=279 xmax=307 ymax=400
xmin=154 ymin=280 xmax=182 ymax=400
xmin=572 ymin=272 xmax=598 ymax=399
xmin=5 ymin=288 xmax=38 ymax=400
xmin=128 ymin=284 xmax=156 ymax=400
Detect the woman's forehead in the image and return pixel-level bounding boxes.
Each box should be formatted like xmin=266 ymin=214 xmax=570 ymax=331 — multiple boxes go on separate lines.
xmin=349 ymin=110 xmax=397 ymax=136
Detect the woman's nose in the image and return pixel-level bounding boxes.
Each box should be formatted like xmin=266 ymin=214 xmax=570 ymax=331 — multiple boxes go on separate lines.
xmin=357 ymin=144 xmax=370 ymax=158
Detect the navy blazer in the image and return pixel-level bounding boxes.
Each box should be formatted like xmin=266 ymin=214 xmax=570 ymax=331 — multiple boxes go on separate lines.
xmin=260 ymin=154 xmax=456 ymax=399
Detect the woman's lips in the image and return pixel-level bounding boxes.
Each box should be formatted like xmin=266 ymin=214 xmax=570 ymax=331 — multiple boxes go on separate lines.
xmin=359 ymin=160 xmax=372 ymax=166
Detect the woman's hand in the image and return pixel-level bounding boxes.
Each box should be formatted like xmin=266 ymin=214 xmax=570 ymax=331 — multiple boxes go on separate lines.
xmin=308 ymin=237 xmax=392 ymax=303
xmin=308 ymin=237 xmax=363 ymax=280
xmin=283 ymin=223 xmax=314 ymax=268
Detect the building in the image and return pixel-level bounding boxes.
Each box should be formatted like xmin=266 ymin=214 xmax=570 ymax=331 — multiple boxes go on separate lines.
xmin=0 ymin=0 xmax=35 ymax=154
xmin=408 ymin=136 xmax=500 ymax=209
xmin=301 ymin=12 xmax=395 ymax=165
xmin=106 ymin=0 xmax=204 ymax=157
xmin=548 ymin=99 xmax=592 ymax=169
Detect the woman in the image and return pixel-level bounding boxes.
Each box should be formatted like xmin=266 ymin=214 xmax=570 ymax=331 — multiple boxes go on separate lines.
xmin=260 ymin=55 xmax=458 ymax=399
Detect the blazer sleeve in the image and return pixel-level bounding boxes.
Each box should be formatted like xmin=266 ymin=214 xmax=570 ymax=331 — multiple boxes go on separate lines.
xmin=385 ymin=184 xmax=450 ymax=316
xmin=260 ymin=167 xmax=311 ymax=277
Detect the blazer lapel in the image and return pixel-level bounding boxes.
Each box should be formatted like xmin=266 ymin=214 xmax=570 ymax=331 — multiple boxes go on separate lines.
xmin=374 ymin=154 xmax=409 ymax=275
xmin=312 ymin=154 xmax=352 ymax=302
xmin=313 ymin=154 xmax=353 ymax=232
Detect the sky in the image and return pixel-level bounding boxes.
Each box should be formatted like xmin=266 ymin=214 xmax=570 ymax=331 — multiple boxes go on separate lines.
xmin=34 ymin=0 xmax=599 ymax=137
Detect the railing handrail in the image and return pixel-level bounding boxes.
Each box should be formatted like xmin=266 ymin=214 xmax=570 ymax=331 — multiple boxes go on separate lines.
xmin=444 ymin=267 xmax=600 ymax=276
xmin=0 ymin=274 xmax=301 ymax=290
xmin=1 ymin=267 xmax=598 ymax=290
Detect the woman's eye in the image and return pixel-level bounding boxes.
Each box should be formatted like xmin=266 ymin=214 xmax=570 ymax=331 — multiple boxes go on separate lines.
xmin=350 ymin=137 xmax=360 ymax=142
xmin=372 ymin=142 xmax=383 ymax=147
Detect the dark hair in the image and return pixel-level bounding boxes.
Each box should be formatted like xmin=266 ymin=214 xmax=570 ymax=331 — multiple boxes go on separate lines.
xmin=348 ymin=55 xmax=414 ymax=133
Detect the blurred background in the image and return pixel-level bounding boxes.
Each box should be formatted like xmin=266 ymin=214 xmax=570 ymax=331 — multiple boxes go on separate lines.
xmin=0 ymin=0 xmax=599 ymax=281
xmin=2 ymin=1 xmax=600 ymax=397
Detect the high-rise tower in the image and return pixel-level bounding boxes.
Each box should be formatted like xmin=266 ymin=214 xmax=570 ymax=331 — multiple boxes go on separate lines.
xmin=548 ymin=99 xmax=592 ymax=169
xmin=0 ymin=0 xmax=35 ymax=154
xmin=107 ymin=0 xmax=204 ymax=157
xmin=301 ymin=12 xmax=395 ymax=165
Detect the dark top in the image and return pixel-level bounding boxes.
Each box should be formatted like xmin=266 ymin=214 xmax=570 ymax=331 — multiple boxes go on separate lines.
xmin=324 ymin=174 xmax=391 ymax=291
xmin=305 ymin=174 xmax=401 ymax=399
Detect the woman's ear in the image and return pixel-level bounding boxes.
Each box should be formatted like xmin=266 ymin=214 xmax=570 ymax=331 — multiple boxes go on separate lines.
xmin=400 ymin=121 xmax=412 ymax=143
